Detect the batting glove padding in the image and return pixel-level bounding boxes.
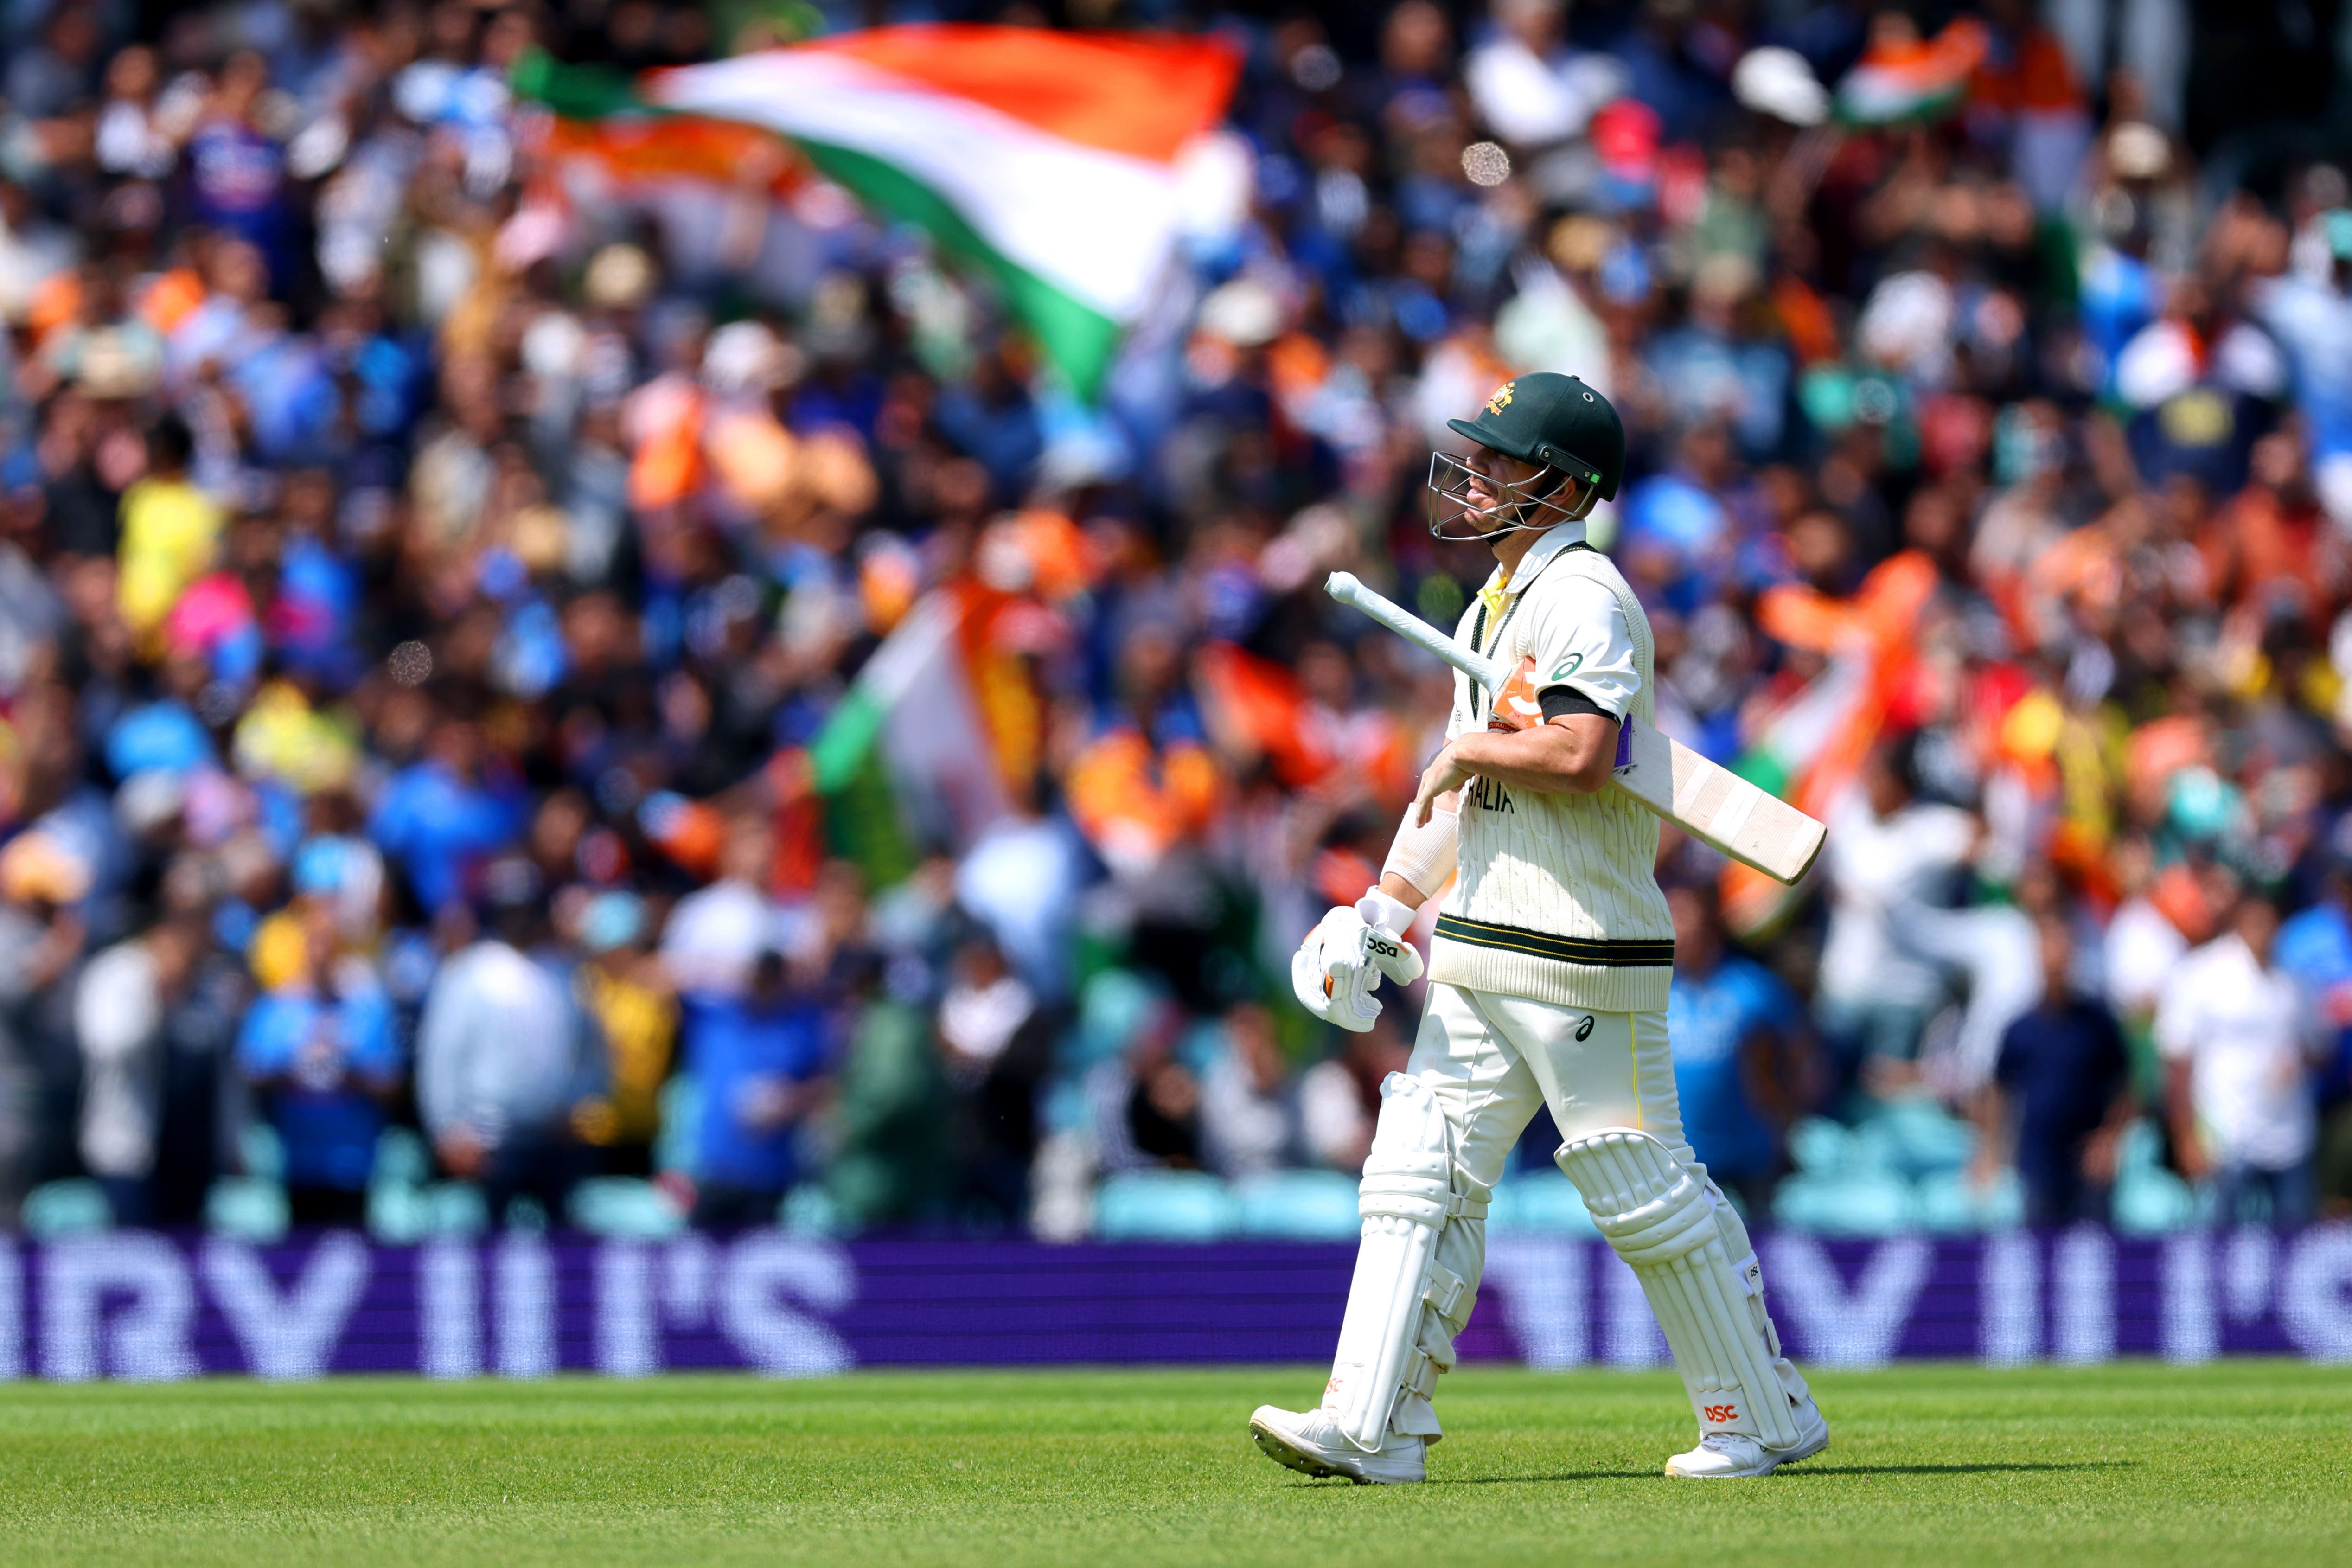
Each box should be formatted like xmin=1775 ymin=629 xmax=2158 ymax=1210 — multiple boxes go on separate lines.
xmin=1290 ymin=892 xmax=1425 ymax=1032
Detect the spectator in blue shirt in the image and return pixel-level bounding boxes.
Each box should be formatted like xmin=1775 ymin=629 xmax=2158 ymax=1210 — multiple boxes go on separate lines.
xmin=368 ymin=716 xmax=527 ymax=917
xmin=688 ymin=949 xmax=830 ymax=1229
xmin=1617 ymin=425 xmax=1739 ymax=615
xmin=2277 ymin=855 xmax=2352 ymax=1092
xmin=1987 ymin=917 xmax=2134 ymax=1227
xmin=185 ymin=51 xmax=292 ymax=284
xmin=1665 ymin=883 xmax=1815 ymax=1214
xmin=2277 ymin=854 xmax=2352 ymax=1211
xmin=237 ymin=917 xmax=402 ymax=1226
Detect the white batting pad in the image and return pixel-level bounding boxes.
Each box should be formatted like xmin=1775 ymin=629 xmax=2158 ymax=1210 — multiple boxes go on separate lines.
xmin=1321 ymin=1073 xmax=1488 ymax=1451
xmin=1555 ymin=1128 xmax=1805 ymax=1450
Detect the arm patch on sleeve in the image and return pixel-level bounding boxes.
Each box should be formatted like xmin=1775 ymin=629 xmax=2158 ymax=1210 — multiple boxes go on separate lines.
xmin=1539 ymin=684 xmax=1611 ymax=721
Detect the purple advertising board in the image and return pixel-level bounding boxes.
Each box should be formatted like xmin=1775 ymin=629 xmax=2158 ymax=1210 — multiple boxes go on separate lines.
xmin=1 ymin=1227 xmax=2348 ymax=1380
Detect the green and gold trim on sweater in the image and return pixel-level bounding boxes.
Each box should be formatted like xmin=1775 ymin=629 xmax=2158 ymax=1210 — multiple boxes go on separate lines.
xmin=1427 ymin=913 xmax=1674 ymax=1013
xmin=1432 ymin=915 xmax=1672 ymax=968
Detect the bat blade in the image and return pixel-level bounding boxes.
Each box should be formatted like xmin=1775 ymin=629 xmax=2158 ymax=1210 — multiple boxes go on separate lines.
xmin=1610 ymin=717 xmax=1827 ymax=884
xmin=1323 ymin=570 xmax=1824 ymax=885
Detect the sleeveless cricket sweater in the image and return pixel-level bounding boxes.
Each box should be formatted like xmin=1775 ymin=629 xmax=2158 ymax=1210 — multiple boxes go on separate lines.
xmin=1428 ymin=544 xmax=1675 ymax=1013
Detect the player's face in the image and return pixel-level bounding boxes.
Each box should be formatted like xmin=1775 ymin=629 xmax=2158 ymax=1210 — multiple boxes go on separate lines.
xmin=1461 ymin=445 xmax=1550 ymax=527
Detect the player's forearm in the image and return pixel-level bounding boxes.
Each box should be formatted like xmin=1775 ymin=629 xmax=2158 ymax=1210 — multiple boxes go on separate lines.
xmin=1449 ymin=717 xmax=1619 ymax=795
xmin=1375 ymin=872 xmax=1427 ymax=909
xmin=1378 ymin=790 xmax=1458 ymax=909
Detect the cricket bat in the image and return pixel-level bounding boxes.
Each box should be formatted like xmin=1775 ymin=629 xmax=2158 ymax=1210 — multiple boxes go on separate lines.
xmin=1325 ymin=571 xmax=1826 ymax=885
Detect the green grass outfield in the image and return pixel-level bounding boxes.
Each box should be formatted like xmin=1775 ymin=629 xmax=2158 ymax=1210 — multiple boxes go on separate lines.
xmin=0 ymin=1362 xmax=2346 ymax=1567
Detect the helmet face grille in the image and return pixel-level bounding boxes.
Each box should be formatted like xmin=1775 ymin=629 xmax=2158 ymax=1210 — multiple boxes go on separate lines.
xmin=1425 ymin=450 xmax=1588 ymax=542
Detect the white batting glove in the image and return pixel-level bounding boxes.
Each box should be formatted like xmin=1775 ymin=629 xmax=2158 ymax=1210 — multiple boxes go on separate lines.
xmin=1290 ymin=890 xmax=1425 ymax=1032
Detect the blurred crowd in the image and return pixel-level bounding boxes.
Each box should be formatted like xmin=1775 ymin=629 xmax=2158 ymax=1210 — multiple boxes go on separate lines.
xmin=2 ymin=0 xmax=2351 ymax=1244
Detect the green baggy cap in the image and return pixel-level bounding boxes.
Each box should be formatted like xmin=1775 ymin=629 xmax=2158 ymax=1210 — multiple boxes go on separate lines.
xmin=1446 ymin=372 xmax=1626 ymax=501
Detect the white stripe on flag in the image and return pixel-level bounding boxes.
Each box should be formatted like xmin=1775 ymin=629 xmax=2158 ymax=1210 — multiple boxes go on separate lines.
xmin=651 ymin=53 xmax=1177 ymax=321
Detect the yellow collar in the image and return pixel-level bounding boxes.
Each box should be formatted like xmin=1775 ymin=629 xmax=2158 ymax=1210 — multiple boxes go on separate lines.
xmin=1475 ymin=522 xmax=1590 ymax=628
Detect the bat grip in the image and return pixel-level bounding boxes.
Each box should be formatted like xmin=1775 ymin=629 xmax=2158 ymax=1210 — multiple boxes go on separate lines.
xmin=1324 ymin=571 xmax=1508 ymax=690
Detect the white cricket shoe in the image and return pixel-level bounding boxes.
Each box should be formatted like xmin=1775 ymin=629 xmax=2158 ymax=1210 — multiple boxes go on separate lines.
xmin=1248 ymin=1406 xmax=1426 ymax=1484
xmin=1664 ymin=1398 xmax=1829 ymax=1478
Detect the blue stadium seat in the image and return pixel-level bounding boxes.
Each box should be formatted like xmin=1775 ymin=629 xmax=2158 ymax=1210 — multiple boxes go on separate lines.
xmin=1071 ymin=968 xmax=1165 ymax=1071
xmin=1487 ymin=1171 xmax=1601 ymax=1237
xmin=1233 ymin=1169 xmax=1362 ymax=1239
xmin=1771 ymin=1172 xmax=1916 ymax=1237
xmin=205 ymin=1178 xmax=290 ymax=1242
xmin=372 ymin=1127 xmax=431 ymax=1188
xmin=2110 ymin=1121 xmax=2196 ymax=1235
xmin=370 ymin=1181 xmax=488 ymax=1241
xmin=783 ymin=1183 xmax=844 ymax=1235
xmin=21 ymin=1179 xmax=113 ymax=1238
xmin=429 ymin=1184 xmax=492 ymax=1235
xmin=653 ymin=1076 xmax=700 ymax=1178
xmin=1857 ymin=1100 xmax=1977 ymax=1178
xmin=569 ymin=1184 xmax=687 ymax=1241
xmin=240 ymin=1122 xmax=288 ymax=1183
xmin=1911 ymin=1167 xmax=2024 ymax=1233
xmin=1091 ymin=1169 xmax=1240 ymax=1241
xmin=1785 ymin=1116 xmax=1856 ymax=1177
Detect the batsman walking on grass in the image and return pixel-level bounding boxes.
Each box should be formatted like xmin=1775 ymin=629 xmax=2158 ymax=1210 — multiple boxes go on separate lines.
xmin=1251 ymin=373 xmax=1829 ymax=1485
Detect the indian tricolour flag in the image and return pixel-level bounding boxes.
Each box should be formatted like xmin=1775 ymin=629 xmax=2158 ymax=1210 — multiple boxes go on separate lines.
xmin=562 ymin=27 xmax=1238 ymax=399
xmin=1833 ymin=17 xmax=1987 ymax=128
xmin=1718 ymin=551 xmax=1940 ymax=936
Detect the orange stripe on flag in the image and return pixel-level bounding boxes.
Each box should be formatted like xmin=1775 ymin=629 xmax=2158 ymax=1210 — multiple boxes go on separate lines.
xmin=801 ymin=25 xmax=1240 ymax=164
xmin=1195 ymin=641 xmax=1331 ymax=789
xmin=543 ymin=115 xmax=805 ymax=193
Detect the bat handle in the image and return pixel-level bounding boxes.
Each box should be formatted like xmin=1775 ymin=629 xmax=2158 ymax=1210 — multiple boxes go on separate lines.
xmin=1324 ymin=571 xmax=1508 ymax=690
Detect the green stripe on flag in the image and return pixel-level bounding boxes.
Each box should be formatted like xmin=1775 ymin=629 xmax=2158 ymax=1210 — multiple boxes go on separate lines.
xmin=809 ymin=687 xmax=887 ymax=795
xmin=1833 ymin=80 xmax=1967 ymax=129
xmin=808 ymin=688 xmax=916 ymax=889
xmin=1729 ymin=749 xmax=1792 ymax=800
xmin=791 ymin=138 xmax=1125 ymax=401
xmin=513 ymin=51 xmax=1130 ymax=399
xmin=821 ymin=736 xmax=918 ymax=891
xmin=511 ymin=50 xmax=654 ymax=119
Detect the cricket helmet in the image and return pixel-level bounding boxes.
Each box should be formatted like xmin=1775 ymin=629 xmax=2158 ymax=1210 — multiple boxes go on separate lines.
xmin=1427 ymin=372 xmax=1625 ymax=542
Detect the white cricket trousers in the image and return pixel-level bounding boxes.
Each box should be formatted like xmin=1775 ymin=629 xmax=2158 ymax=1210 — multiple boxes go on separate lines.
xmin=1407 ymin=981 xmax=1695 ymax=1191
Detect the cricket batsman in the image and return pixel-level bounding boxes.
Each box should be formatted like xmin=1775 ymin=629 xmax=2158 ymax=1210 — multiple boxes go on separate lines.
xmin=1248 ymin=373 xmax=1828 ymax=1483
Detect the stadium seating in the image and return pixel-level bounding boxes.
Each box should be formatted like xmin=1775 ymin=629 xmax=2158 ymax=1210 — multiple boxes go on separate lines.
xmin=1059 ymin=1094 xmax=2213 ymax=1242
xmin=2109 ymin=1122 xmax=2199 ymax=1234
xmin=1232 ymin=1169 xmax=1362 ymax=1239
xmin=1486 ymin=1170 xmax=1603 ymax=1237
xmin=20 ymin=1179 xmax=113 ymax=1238
xmin=203 ymin=1178 xmax=290 ymax=1242
xmin=567 ymin=1179 xmax=687 ymax=1239
xmin=1091 ymin=1169 xmax=1242 ymax=1241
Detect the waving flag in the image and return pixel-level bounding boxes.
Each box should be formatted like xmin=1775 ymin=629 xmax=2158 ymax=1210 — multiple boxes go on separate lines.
xmin=527 ymin=29 xmax=1239 ymax=399
xmin=535 ymin=112 xmax=806 ymax=201
xmin=1834 ymin=17 xmax=1987 ymax=128
xmin=1719 ymin=551 xmax=1940 ymax=934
